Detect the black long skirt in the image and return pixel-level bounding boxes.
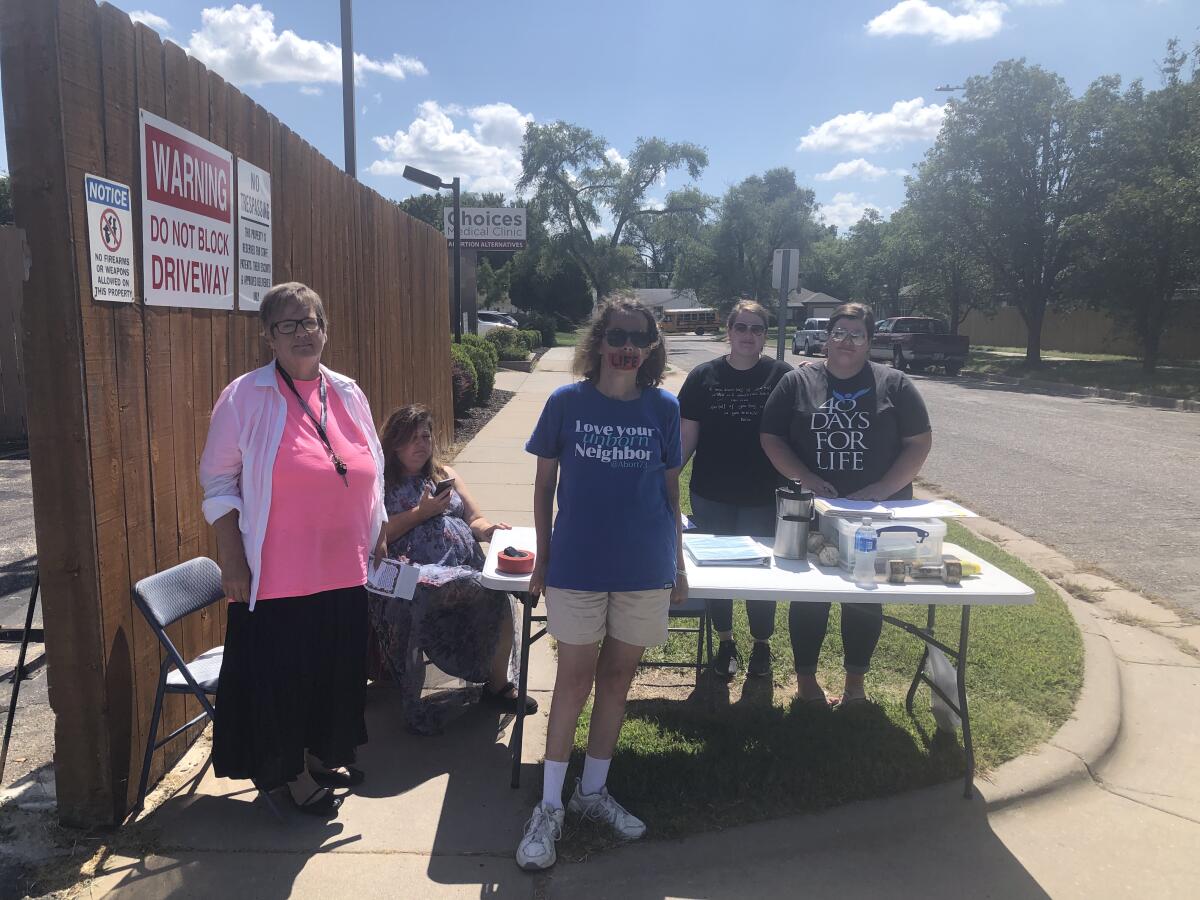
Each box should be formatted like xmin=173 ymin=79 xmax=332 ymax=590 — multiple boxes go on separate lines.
xmin=213 ymin=585 xmax=368 ymax=790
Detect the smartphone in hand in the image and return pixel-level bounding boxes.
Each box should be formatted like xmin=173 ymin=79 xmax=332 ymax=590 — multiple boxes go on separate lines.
xmin=433 ymin=477 xmax=455 ymax=497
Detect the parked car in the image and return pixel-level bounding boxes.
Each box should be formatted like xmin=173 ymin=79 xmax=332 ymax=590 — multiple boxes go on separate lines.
xmin=792 ymin=317 xmax=830 ymax=356
xmin=869 ymin=317 xmax=969 ymax=376
xmin=472 ymin=310 xmax=518 ymax=336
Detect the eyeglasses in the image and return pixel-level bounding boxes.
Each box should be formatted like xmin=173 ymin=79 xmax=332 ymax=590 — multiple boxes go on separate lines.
xmin=731 ymin=322 xmax=766 ymax=335
xmin=828 ymin=327 xmax=869 ymax=346
xmin=604 ymin=328 xmax=655 ymax=349
xmin=272 ymin=317 xmax=323 ymax=336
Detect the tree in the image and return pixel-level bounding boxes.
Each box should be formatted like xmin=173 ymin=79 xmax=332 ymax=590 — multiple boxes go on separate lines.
xmin=675 ymin=168 xmax=820 ymax=311
xmin=622 ymin=187 xmax=714 ymax=288
xmin=0 ymin=175 xmax=12 ymax=226
xmin=912 ymin=60 xmax=1097 ymax=364
xmin=1065 ymin=43 xmax=1200 ymax=372
xmin=518 ymin=122 xmax=709 ymax=301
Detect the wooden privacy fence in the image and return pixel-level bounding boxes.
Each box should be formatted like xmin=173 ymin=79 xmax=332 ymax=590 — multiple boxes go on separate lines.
xmin=960 ymin=306 xmax=1200 ymax=359
xmin=0 ymin=0 xmax=452 ymax=825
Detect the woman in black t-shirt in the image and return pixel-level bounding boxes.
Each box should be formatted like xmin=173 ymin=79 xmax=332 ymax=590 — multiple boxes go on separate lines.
xmin=679 ymin=300 xmax=793 ymax=680
xmin=760 ymin=302 xmax=932 ymax=708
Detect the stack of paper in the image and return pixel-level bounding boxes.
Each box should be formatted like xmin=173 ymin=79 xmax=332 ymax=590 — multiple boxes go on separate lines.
xmin=684 ymin=535 xmax=774 ymax=567
xmin=812 ymin=498 xmax=977 ymax=519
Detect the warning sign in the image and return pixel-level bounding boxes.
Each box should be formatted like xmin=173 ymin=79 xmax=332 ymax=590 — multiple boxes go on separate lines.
xmin=236 ymin=159 xmax=272 ymax=313
xmin=139 ymin=109 xmax=234 ymax=310
xmin=84 ymin=173 xmax=135 ymax=303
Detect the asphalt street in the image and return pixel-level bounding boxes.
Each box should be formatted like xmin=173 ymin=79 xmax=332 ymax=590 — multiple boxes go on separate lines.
xmin=668 ymin=333 xmax=1200 ymax=618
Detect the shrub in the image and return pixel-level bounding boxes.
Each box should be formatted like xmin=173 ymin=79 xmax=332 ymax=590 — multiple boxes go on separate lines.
xmin=521 ymin=328 xmax=542 ymax=350
xmin=485 ymin=327 xmax=531 ymax=362
xmin=515 ymin=311 xmax=558 ymax=348
xmin=458 ymin=335 xmax=496 ymax=404
xmin=450 ymin=343 xmax=477 ymax=415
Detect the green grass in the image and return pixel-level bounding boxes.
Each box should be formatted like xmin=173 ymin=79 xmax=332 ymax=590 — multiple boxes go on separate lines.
xmin=561 ymin=482 xmax=1083 ymax=853
xmin=966 ymin=348 xmax=1200 ymax=401
xmin=554 ymin=329 xmax=584 ymax=348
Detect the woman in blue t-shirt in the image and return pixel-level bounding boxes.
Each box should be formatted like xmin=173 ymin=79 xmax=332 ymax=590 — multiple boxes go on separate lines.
xmin=516 ymin=296 xmax=686 ymax=872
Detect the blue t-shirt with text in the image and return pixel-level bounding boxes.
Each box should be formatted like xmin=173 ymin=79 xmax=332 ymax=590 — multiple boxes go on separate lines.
xmin=525 ymin=381 xmax=682 ymax=592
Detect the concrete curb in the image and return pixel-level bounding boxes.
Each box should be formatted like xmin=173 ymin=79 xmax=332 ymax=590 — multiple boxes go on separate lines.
xmin=959 ymin=369 xmax=1200 ymax=413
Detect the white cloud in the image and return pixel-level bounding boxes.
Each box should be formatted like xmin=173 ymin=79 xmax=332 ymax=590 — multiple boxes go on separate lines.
xmin=605 ymin=147 xmax=628 ymax=170
xmin=819 ymin=193 xmax=890 ymax=230
xmin=373 ymin=92 xmax=383 ymax=104
xmin=299 ymin=85 xmax=322 ymax=96
xmin=128 ymin=9 xmax=170 ymax=31
xmin=187 ymin=4 xmax=427 ymax=87
xmin=798 ymin=98 xmax=945 ymax=153
xmin=367 ymin=101 xmax=534 ymax=195
xmin=1013 ymin=0 xmax=1062 ymax=5
xmin=866 ymin=1 xmax=1007 ymax=44
xmin=815 ymin=158 xmax=895 ymax=182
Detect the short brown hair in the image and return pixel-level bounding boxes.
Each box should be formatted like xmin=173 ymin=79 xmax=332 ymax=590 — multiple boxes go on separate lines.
xmin=259 ymin=282 xmax=328 ymax=333
xmin=828 ymin=302 xmax=875 ymax=339
xmin=379 ymin=404 xmax=446 ymax=487
xmin=573 ymin=295 xmax=667 ymax=388
xmin=725 ymin=299 xmax=770 ymax=333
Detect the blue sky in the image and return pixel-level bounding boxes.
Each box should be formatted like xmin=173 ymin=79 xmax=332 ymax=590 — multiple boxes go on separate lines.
xmin=2 ymin=1 xmax=1197 ymax=228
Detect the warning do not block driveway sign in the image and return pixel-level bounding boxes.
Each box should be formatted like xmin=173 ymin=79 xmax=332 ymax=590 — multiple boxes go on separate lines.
xmin=139 ymin=109 xmax=234 ymax=309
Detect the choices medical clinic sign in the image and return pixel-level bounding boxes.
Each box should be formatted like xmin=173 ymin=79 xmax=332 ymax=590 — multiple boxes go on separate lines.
xmin=139 ymin=109 xmax=234 ymax=309
xmin=443 ymin=207 xmax=526 ymax=250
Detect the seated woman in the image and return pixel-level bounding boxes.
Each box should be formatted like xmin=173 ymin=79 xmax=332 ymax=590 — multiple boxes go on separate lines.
xmin=368 ymin=403 xmax=536 ymax=733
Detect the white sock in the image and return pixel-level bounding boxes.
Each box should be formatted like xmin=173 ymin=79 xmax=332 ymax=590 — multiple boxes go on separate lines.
xmin=580 ymin=754 xmax=611 ymax=796
xmin=542 ymin=759 xmax=569 ymax=810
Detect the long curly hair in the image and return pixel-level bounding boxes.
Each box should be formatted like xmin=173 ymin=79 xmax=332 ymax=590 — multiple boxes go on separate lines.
xmin=379 ymin=404 xmax=447 ymax=488
xmin=572 ymin=295 xmax=667 ymax=387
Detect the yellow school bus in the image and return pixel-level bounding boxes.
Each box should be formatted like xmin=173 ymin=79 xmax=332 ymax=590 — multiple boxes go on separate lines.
xmin=659 ymin=307 xmax=720 ymax=335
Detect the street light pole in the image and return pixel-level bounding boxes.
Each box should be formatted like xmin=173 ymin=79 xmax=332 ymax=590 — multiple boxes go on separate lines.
xmin=340 ymin=0 xmax=355 ymax=176
xmin=451 ymin=176 xmax=462 ymax=342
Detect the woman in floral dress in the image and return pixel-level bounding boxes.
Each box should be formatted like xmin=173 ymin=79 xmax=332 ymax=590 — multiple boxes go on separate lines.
xmin=369 ymin=404 xmax=535 ymax=733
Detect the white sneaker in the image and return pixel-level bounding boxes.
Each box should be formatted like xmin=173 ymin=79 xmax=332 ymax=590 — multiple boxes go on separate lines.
xmin=567 ymin=778 xmax=646 ymax=841
xmin=515 ymin=802 xmax=564 ymax=871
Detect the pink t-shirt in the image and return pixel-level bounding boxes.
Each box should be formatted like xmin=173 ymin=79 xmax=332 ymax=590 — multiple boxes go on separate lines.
xmin=256 ymin=371 xmax=378 ymax=601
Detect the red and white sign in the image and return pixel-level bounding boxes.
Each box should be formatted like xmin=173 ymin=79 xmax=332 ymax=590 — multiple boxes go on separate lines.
xmin=139 ymin=109 xmax=234 ymax=309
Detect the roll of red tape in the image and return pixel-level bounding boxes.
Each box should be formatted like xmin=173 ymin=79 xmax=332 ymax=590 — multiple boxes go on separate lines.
xmin=497 ymin=547 xmax=535 ymax=575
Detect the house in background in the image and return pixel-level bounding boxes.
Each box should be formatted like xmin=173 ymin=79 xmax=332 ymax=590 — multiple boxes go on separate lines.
xmin=786 ymin=287 xmax=842 ymax=325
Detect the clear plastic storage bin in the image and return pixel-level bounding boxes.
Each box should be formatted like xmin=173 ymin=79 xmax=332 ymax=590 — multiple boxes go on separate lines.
xmin=818 ymin=515 xmax=946 ymax=572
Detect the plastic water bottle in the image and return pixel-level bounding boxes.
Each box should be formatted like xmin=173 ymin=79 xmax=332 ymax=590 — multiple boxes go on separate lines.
xmin=853 ymin=517 xmax=877 ymax=587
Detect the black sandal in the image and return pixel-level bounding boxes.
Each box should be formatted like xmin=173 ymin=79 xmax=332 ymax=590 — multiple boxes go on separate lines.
xmin=290 ymin=786 xmax=342 ymax=817
xmin=310 ymin=765 xmax=365 ymax=789
xmin=480 ymin=682 xmax=538 ymax=714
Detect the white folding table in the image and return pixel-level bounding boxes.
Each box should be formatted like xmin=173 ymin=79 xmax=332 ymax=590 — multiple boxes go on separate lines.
xmin=482 ymin=526 xmax=1035 ymax=797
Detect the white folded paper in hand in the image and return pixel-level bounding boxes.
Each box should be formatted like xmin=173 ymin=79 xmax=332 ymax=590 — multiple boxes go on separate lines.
xmin=367 ymin=555 xmax=420 ymax=600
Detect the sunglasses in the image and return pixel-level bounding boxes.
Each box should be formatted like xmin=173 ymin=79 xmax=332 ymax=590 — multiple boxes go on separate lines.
xmin=828 ymin=327 xmax=869 ymax=346
xmin=604 ymin=328 xmax=656 ymax=349
xmin=731 ymin=322 xmax=766 ymax=335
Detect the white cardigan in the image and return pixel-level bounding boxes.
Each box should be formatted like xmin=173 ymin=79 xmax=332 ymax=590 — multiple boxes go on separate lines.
xmin=198 ymin=361 xmax=387 ymax=610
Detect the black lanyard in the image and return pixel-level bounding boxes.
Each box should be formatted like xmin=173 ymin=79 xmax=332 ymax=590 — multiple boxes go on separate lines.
xmin=276 ymin=362 xmax=349 ymax=486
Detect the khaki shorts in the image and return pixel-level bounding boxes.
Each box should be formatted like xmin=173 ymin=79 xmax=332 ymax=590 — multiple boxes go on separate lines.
xmin=545 ymin=587 xmax=672 ymax=648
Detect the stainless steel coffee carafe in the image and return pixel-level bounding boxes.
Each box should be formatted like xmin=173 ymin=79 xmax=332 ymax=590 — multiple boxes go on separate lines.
xmin=773 ymin=482 xmax=814 ymax=559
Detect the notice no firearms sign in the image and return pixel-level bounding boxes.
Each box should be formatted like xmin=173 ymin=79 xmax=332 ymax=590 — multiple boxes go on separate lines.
xmin=84 ymin=174 xmax=135 ymax=303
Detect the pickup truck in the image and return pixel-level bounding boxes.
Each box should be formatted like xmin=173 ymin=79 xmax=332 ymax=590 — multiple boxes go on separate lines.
xmin=869 ymin=317 xmax=969 ymax=376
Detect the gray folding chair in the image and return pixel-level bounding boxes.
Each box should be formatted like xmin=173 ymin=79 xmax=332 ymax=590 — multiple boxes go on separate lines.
xmin=131 ymin=557 xmax=233 ymax=814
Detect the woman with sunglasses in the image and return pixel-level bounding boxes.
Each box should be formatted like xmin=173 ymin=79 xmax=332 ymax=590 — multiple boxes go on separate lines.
xmin=200 ymin=282 xmax=387 ymax=817
xmin=516 ymin=296 xmax=686 ymax=871
xmin=760 ymin=302 xmax=931 ymax=709
xmin=677 ymin=300 xmax=793 ymax=680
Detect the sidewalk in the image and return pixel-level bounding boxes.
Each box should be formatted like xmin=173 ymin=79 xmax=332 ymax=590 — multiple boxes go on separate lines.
xmin=87 ymin=348 xmax=1199 ymax=898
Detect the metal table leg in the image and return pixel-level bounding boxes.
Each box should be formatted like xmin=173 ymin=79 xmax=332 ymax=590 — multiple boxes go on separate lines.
xmin=905 ymin=604 xmax=936 ymax=715
xmin=511 ymin=592 xmax=534 ymax=789
xmin=958 ymin=605 xmax=975 ymax=799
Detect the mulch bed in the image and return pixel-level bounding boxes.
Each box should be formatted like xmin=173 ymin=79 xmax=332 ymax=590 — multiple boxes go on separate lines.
xmin=448 ymin=388 xmax=514 ymax=457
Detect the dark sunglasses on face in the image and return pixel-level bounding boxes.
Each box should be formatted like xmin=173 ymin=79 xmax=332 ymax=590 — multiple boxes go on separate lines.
xmin=828 ymin=327 xmax=868 ymax=346
xmin=731 ymin=322 xmax=766 ymax=335
xmin=604 ymin=327 xmax=655 ymax=349
xmin=272 ymin=317 xmax=323 ymax=336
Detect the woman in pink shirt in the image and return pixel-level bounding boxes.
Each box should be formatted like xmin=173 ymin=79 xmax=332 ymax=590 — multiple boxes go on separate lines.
xmin=199 ymin=282 xmax=387 ymax=817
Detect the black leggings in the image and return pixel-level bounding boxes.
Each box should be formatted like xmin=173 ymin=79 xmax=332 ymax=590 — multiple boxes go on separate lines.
xmin=789 ymin=602 xmax=882 ymax=676
xmin=689 ymin=492 xmax=777 ymax=641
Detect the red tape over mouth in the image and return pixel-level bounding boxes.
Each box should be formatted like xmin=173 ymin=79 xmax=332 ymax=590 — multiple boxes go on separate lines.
xmin=607 ymin=352 xmax=641 ymax=370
